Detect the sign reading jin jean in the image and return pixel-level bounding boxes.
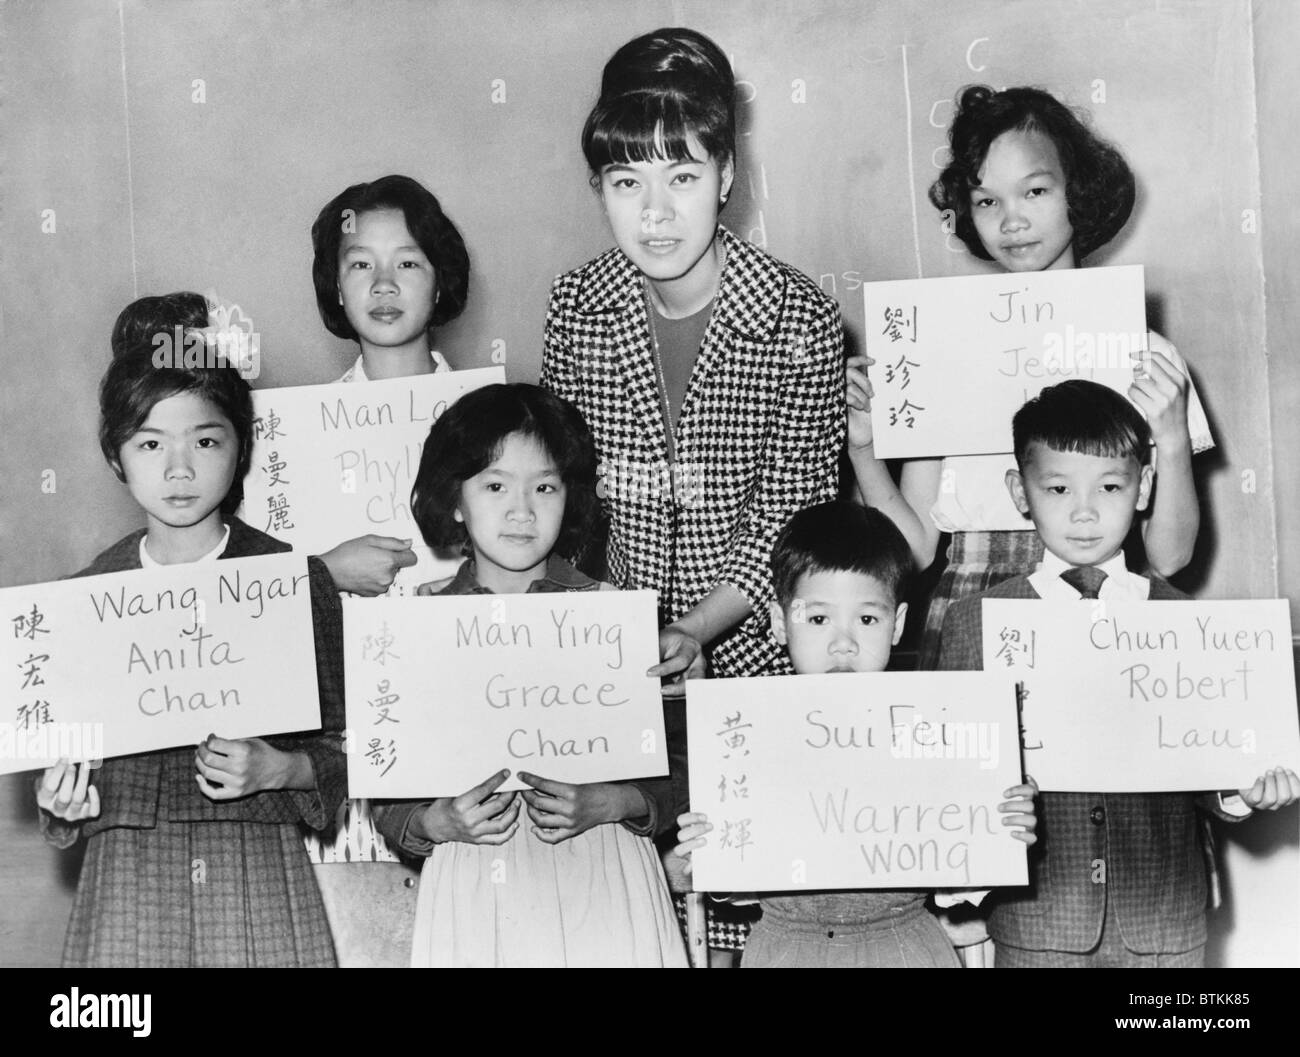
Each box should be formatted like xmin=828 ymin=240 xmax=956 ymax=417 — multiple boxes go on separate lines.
xmin=863 ymin=265 xmax=1145 ymax=459
xmin=981 ymin=599 xmax=1300 ymax=792
xmin=0 ymin=554 xmax=321 ymax=775
xmin=245 ymin=367 xmax=505 ymax=594
xmin=686 ymin=672 xmax=1028 ymax=892
xmin=343 ymin=590 xmax=667 ymax=797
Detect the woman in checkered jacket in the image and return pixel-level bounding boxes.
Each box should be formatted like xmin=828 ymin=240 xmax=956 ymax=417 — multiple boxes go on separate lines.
xmin=541 ymin=27 xmax=845 ymax=961
xmin=542 ymin=27 xmax=845 ymax=688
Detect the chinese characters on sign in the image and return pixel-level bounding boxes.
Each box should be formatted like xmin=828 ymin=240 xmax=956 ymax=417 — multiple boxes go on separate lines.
xmin=254 ymin=409 xmax=296 ymax=534
xmin=714 ymin=710 xmax=753 ymax=861
xmin=880 ymin=306 xmax=926 ymax=431
xmin=12 ymin=604 xmax=53 ymax=737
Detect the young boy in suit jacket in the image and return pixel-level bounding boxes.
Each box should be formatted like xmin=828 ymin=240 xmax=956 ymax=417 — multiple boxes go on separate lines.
xmin=938 ymin=379 xmax=1299 ymax=968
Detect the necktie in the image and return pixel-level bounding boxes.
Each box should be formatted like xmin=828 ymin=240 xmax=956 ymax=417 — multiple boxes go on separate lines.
xmin=1060 ymin=565 xmax=1108 ymax=599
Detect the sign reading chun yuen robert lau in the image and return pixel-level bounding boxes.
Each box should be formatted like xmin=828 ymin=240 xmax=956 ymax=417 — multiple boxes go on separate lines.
xmin=982 ymin=598 xmax=1300 ymax=792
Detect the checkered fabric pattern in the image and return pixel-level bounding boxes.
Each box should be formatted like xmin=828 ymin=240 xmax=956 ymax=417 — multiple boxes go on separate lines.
xmin=936 ymin=572 xmax=1244 ymax=956
xmin=38 ymin=517 xmax=347 ymax=966
xmin=917 ymin=529 xmax=1045 ymax=670
xmin=541 ymin=226 xmax=845 ymax=677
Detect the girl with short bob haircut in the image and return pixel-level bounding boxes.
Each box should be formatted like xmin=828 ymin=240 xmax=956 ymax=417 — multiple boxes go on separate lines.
xmin=374 ymin=383 xmax=685 ymax=967
xmin=37 ymin=297 xmax=347 ymax=966
xmin=311 ymin=173 xmax=469 ymax=359
xmin=847 ymin=84 xmax=1213 ymax=668
xmin=304 ymin=174 xmax=472 ymax=965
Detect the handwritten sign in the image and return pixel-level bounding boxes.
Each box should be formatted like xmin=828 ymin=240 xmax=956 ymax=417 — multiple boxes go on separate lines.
xmin=686 ymin=672 xmax=1027 ymax=892
xmin=343 ymin=590 xmax=667 ymax=797
xmin=864 ymin=266 xmax=1146 ymax=458
xmin=245 ymin=367 xmax=505 ymax=594
xmin=0 ymin=554 xmax=322 ymax=775
xmin=982 ymin=599 xmax=1300 ymax=791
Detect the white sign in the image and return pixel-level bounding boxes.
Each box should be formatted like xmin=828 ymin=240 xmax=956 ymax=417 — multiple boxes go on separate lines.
xmin=982 ymin=598 xmax=1300 ymax=791
xmin=864 ymin=265 xmax=1146 ymax=457
xmin=344 ymin=590 xmax=668 ymax=796
xmin=246 ymin=367 xmax=504 ymax=593
xmin=0 ymin=554 xmax=322 ymax=774
xmin=687 ymin=672 xmax=1028 ymax=892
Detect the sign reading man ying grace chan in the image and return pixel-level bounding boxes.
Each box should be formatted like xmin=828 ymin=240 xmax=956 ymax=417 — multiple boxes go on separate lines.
xmin=686 ymin=672 xmax=1028 ymax=893
xmin=245 ymin=366 xmax=505 ymax=594
xmin=982 ymin=598 xmax=1300 ymax=792
xmin=863 ymin=265 xmax=1145 ymax=459
xmin=343 ymin=590 xmax=668 ymax=797
xmin=0 ymin=554 xmax=323 ymax=775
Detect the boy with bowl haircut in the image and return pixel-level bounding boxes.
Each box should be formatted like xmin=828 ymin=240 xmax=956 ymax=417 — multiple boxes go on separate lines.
xmin=938 ymin=379 xmax=1299 ymax=967
xmin=674 ymin=501 xmax=1037 ymax=968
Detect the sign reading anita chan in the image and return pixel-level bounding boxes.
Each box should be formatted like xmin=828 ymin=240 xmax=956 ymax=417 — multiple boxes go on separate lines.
xmin=0 ymin=554 xmax=322 ymax=774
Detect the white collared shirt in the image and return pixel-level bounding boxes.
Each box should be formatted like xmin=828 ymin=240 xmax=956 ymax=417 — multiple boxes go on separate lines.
xmin=337 ymin=349 xmax=450 ymax=383
xmin=139 ymin=524 xmax=231 ymax=568
xmin=1028 ymin=547 xmax=1150 ymax=602
xmin=930 ymin=333 xmax=1213 ymax=533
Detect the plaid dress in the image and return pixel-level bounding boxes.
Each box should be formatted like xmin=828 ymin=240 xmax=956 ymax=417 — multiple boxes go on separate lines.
xmin=41 ymin=518 xmax=347 ymax=967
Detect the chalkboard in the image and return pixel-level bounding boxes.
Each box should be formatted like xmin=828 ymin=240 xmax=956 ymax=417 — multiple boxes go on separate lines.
xmin=0 ymin=0 xmax=1293 ymax=967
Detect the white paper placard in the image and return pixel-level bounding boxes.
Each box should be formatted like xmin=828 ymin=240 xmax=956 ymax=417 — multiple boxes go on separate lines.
xmin=0 ymin=554 xmax=322 ymax=774
xmin=981 ymin=598 xmax=1300 ymax=791
xmin=246 ymin=367 xmax=504 ymax=594
xmin=344 ymin=590 xmax=668 ymax=797
xmin=686 ymin=672 xmax=1027 ymax=892
xmin=864 ymin=265 xmax=1146 ymax=457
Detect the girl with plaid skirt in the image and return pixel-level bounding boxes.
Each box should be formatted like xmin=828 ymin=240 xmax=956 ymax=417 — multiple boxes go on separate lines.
xmin=540 ymin=28 xmax=845 ymax=963
xmin=847 ymin=85 xmax=1213 ymax=669
xmin=36 ymin=298 xmax=347 ymax=967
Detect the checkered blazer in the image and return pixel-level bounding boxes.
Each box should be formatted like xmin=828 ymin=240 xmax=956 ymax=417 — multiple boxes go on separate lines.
xmin=938 ymin=572 xmax=1244 ymax=954
xmin=541 ymin=226 xmax=845 ymax=677
xmin=39 ymin=517 xmax=348 ymax=848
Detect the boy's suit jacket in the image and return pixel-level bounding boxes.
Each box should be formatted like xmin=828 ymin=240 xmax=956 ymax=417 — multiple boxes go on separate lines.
xmin=938 ymin=571 xmax=1242 ymax=955
xmin=39 ymin=517 xmax=348 ymax=848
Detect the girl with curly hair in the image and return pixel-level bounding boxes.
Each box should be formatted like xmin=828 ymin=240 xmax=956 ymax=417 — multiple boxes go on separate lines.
xmin=847 ymin=85 xmax=1213 ymax=668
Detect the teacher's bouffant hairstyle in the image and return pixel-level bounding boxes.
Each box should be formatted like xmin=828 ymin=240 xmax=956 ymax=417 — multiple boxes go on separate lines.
xmin=98 ymin=345 xmax=255 ymax=516
xmin=771 ymin=501 xmax=914 ymax=610
xmin=311 ymin=174 xmax=470 ymax=340
xmin=1012 ymin=379 xmax=1152 ymax=470
xmin=929 ymin=85 xmax=1136 ymax=262
xmin=410 ymin=384 xmax=600 ymax=562
xmin=581 ymin=27 xmax=736 ymax=188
